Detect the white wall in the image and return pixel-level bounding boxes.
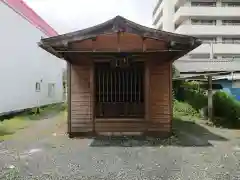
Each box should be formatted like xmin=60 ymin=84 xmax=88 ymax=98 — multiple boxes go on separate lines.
xmin=0 ymin=2 xmax=65 ymax=114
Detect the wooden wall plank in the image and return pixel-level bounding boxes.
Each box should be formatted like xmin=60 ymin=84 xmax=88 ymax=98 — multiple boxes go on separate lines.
xmin=70 ymin=59 xmax=93 ymax=133
xmin=148 ymin=60 xmax=171 ymax=134
xmin=95 ymin=121 xmax=146 ymax=132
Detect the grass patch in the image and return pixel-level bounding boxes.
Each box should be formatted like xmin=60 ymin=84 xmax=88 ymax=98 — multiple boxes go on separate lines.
xmin=0 ymin=166 xmax=20 ymax=180
xmin=173 ymin=100 xmax=201 ymax=122
xmin=0 ymin=103 xmax=67 ymax=141
xmin=0 ymin=116 xmax=33 ymax=141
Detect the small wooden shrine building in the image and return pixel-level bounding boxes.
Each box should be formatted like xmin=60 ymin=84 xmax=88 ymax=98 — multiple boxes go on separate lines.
xmin=39 ymin=16 xmax=201 ymax=137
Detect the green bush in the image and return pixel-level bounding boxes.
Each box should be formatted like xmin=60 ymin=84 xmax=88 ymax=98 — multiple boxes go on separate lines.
xmin=179 ymin=81 xmax=207 ymax=110
xmin=173 ymin=100 xmax=200 ymax=118
xmin=213 ymin=91 xmax=240 ymax=127
xmin=173 ymin=80 xmax=207 ymax=119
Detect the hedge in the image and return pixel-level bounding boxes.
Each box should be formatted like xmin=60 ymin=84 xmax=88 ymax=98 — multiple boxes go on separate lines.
xmin=173 ymin=81 xmax=207 ymax=111
xmin=213 ymin=91 xmax=240 ymax=127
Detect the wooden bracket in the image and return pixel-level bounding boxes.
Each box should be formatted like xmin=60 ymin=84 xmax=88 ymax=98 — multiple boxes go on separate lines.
xmin=117 ymin=31 xmax=121 ymax=52
xmin=142 ymin=37 xmax=147 ymax=52
xmin=92 ymin=37 xmax=97 ymax=52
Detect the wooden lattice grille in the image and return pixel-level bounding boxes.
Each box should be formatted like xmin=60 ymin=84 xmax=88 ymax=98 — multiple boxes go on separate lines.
xmin=95 ymin=61 xmax=144 ymax=118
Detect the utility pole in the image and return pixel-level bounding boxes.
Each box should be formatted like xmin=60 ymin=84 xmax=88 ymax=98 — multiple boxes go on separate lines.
xmin=208 ymin=42 xmax=213 ymax=121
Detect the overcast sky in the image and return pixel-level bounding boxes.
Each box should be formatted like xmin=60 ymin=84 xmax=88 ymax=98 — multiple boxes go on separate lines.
xmin=24 ymin=0 xmax=156 ymax=34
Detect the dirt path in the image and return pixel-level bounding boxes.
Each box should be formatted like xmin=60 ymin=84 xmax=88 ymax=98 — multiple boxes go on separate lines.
xmin=0 ymin=112 xmax=66 ymax=169
xmin=0 ymin=116 xmax=239 ymax=180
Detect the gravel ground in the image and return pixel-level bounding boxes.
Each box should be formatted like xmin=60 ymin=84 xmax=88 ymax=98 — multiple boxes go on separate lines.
xmin=0 ymin=115 xmax=240 ymax=180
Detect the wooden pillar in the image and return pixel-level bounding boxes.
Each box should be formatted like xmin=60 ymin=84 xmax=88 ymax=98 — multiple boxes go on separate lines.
xmin=67 ymin=61 xmax=72 ymax=136
xmin=90 ymin=60 xmax=95 ymax=134
xmin=144 ymin=60 xmax=150 ymax=132
xmin=208 ymin=75 xmax=213 ymax=121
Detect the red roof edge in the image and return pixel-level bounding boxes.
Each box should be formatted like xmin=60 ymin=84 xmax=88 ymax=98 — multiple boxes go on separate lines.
xmin=2 ymin=0 xmax=58 ymax=37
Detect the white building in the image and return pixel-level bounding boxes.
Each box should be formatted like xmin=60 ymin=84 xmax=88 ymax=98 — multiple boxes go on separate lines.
xmin=0 ymin=0 xmax=65 ymax=115
xmin=153 ymin=0 xmax=240 ymax=72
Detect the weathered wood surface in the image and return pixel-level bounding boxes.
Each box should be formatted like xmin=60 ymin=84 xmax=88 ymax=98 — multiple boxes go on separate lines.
xmin=70 ymin=61 xmax=93 ymax=133
xmin=69 ymin=34 xmax=173 ymax=135
xmin=70 ymin=60 xmax=172 ymax=135
xmin=148 ymin=60 xmax=172 ymax=133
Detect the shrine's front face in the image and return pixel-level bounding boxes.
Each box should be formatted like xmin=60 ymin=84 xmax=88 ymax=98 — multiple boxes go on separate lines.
xmin=67 ymin=32 xmax=172 ymax=124
xmin=38 ymin=16 xmax=201 ymax=137
xmin=56 ymin=32 xmax=193 ymax=135
xmin=68 ymin=51 xmax=173 ymax=135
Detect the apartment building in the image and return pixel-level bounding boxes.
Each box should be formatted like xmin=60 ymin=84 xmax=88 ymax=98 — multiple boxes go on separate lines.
xmin=153 ymin=0 xmax=240 ymax=72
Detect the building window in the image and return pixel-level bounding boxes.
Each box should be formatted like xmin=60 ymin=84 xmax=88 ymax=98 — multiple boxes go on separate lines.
xmin=191 ymin=19 xmax=216 ymax=25
xmin=189 ymin=54 xmax=210 ymax=59
xmin=48 ymin=83 xmax=55 ymax=97
xmin=191 ymin=2 xmax=216 ymax=7
xmin=222 ymin=55 xmax=240 ymax=59
xmin=222 ymin=2 xmax=240 ymax=7
xmin=189 ymin=54 xmax=218 ymax=59
xmin=35 ymin=82 xmax=41 ymax=92
xmin=200 ymin=37 xmax=217 ymax=43
xmin=222 ymin=20 xmax=240 ymax=26
xmin=222 ymin=37 xmax=240 ymax=44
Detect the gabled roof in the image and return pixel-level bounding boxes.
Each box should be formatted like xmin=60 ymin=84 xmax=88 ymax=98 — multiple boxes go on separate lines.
xmin=3 ymin=0 xmax=58 ymax=37
xmin=39 ymin=16 xmax=201 ymax=58
xmin=40 ymin=15 xmax=201 ymax=47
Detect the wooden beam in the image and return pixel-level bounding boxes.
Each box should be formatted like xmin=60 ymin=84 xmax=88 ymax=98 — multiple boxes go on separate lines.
xmin=145 ymin=60 xmax=150 ymax=130
xmin=54 ymin=50 xmax=184 ymax=53
xmin=90 ymin=59 xmax=95 ymax=133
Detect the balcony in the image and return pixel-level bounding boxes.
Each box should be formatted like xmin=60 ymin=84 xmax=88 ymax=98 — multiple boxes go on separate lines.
xmin=189 ymin=43 xmax=240 ymax=56
xmin=153 ymin=2 xmax=164 ymax=25
xmin=155 ymin=17 xmax=163 ymax=29
xmin=174 ymin=0 xmax=186 ymax=8
xmin=175 ymin=25 xmax=240 ymax=36
xmin=174 ymin=7 xmax=240 ymax=24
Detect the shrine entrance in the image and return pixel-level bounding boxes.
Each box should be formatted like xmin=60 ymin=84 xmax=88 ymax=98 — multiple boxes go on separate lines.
xmin=95 ymin=59 xmax=145 ymax=119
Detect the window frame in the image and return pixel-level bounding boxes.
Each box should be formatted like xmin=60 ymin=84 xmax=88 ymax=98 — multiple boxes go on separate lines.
xmin=48 ymin=83 xmax=55 ymax=97
xmin=35 ymin=82 xmax=41 ymax=92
